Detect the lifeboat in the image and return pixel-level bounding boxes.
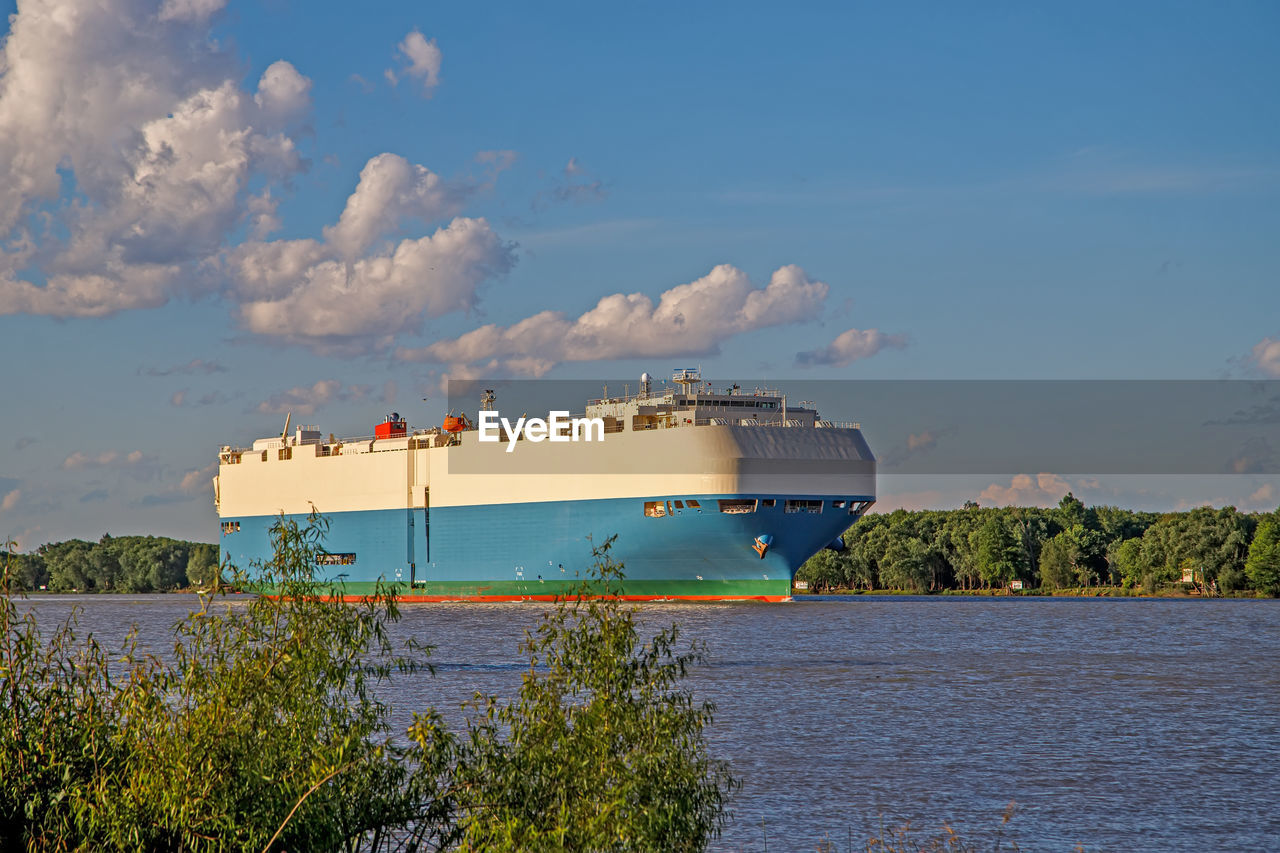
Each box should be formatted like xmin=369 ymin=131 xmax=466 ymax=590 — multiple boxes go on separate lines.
xmin=442 ymin=414 xmax=469 ymax=433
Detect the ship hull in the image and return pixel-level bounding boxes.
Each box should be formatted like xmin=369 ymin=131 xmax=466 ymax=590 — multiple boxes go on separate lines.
xmin=219 ymin=492 xmax=871 ymax=601
xmin=217 ymin=421 xmax=876 ymax=602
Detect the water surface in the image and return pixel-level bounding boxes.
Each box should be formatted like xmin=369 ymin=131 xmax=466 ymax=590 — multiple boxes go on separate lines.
xmin=18 ymin=594 xmax=1280 ymax=851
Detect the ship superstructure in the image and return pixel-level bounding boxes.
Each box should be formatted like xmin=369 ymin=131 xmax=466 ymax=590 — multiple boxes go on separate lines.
xmin=215 ymin=369 xmax=875 ymax=601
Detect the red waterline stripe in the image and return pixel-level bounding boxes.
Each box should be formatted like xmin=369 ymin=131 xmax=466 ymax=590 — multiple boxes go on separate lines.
xmin=264 ymin=594 xmax=792 ymax=603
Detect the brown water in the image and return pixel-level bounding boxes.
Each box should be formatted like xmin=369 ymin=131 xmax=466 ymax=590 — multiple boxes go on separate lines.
xmin=18 ymin=595 xmax=1280 ymax=851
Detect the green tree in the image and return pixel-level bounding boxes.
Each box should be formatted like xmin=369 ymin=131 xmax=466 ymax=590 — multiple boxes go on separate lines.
xmin=1038 ymin=534 xmax=1075 ymax=589
xmin=879 ymin=537 xmax=933 ymax=592
xmin=799 ymin=548 xmax=846 ymax=593
xmin=1245 ymin=516 xmax=1280 ymax=596
xmin=973 ymin=517 xmax=1022 ymax=589
xmin=448 ymin=537 xmax=737 ymax=851
xmin=1111 ymin=537 xmax=1145 ymax=588
xmin=186 ymin=542 xmax=221 ymax=589
xmin=40 ymin=540 xmax=95 ymax=591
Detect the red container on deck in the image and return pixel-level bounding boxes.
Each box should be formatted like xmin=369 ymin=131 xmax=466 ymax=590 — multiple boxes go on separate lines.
xmin=375 ymin=414 xmax=407 ymax=439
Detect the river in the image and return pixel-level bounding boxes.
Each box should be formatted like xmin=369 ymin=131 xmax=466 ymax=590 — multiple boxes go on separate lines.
xmin=16 ymin=594 xmax=1280 ymax=851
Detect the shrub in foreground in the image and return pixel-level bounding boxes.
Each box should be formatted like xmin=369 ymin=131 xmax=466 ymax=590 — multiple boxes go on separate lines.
xmin=443 ymin=536 xmax=737 ymax=851
xmin=1 ymin=522 xmax=735 ymax=851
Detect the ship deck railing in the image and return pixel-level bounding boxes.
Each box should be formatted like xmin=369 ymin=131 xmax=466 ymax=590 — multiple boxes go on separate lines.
xmin=219 ymin=416 xmax=863 ymax=459
xmin=587 ymin=386 xmax=784 ymax=407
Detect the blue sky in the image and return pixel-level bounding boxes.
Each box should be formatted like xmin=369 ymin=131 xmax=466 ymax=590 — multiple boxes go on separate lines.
xmin=2 ymin=0 xmax=1278 ymax=547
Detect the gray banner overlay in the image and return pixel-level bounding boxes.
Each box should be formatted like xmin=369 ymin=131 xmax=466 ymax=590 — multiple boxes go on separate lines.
xmin=443 ymin=379 xmax=1280 ymax=476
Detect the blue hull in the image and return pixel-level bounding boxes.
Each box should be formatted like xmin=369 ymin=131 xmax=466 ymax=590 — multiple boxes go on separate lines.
xmin=219 ymin=493 xmax=871 ymax=599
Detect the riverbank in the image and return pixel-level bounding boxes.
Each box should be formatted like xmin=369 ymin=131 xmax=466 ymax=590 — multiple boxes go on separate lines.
xmin=800 ymin=585 xmax=1265 ymax=598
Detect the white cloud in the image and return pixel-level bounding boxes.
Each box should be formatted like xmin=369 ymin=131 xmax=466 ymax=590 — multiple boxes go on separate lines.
xmin=178 ymin=463 xmax=218 ymax=494
xmin=0 ymin=266 xmax=178 ymax=318
xmin=323 ymin=153 xmax=465 ymax=259
xmin=62 ymin=450 xmax=146 ymax=470
xmin=978 ymin=473 xmax=1073 ymax=507
xmin=158 ymin=0 xmax=227 ymax=23
xmin=1249 ymin=482 xmax=1276 ymax=507
xmin=387 ymin=31 xmax=442 ymax=94
xmin=254 ymin=60 xmax=312 ymax=125
xmin=1251 ymin=337 xmax=1280 ymax=377
xmin=232 ymin=216 xmax=514 ymax=350
xmin=255 ymin=380 xmax=371 ymax=417
xmin=397 ymin=264 xmax=829 ymax=374
xmin=796 ymin=327 xmax=907 ymax=368
xmin=0 ymin=0 xmax=310 ymax=318
xmin=247 ymin=188 xmax=283 ymax=240
xmin=0 ymin=489 xmax=20 ymax=514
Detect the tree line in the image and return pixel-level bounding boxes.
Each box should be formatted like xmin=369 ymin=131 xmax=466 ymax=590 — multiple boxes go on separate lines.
xmin=799 ymin=494 xmax=1280 ymax=596
xmin=4 ymin=535 xmax=218 ymax=593
xmin=7 ymin=495 xmax=1280 ymax=597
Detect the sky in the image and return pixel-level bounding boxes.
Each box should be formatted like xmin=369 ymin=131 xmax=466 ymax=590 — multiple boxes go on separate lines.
xmin=1 ymin=0 xmax=1278 ymax=548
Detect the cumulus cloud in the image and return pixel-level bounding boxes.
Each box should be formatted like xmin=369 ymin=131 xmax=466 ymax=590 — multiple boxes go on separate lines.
xmin=323 ymin=153 xmax=470 ymax=259
xmin=0 ymin=489 xmax=20 ymax=514
xmin=0 ymin=0 xmax=310 ymax=318
xmin=231 ymin=216 xmax=515 ymax=351
xmin=397 ymin=264 xmax=829 ymax=375
xmin=978 ymin=473 xmax=1073 ymax=507
xmin=253 ymin=60 xmax=312 ymax=124
xmin=386 ymin=31 xmax=442 ymax=94
xmin=796 ymin=327 xmax=907 ymax=368
xmin=215 ymin=146 xmax=517 ymax=352
xmin=1251 ymin=337 xmax=1280 ymax=377
xmin=255 ymin=380 xmax=372 ymax=416
xmin=1249 ymin=482 xmax=1276 ymax=507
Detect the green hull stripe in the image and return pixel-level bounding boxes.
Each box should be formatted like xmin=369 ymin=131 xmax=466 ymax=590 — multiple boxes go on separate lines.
xmin=252 ymin=577 xmax=792 ymax=600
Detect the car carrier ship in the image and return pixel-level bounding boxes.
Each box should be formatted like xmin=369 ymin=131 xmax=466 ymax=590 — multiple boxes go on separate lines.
xmin=214 ymin=369 xmax=876 ymax=601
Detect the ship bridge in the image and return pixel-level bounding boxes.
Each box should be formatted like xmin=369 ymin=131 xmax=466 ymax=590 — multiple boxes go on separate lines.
xmin=584 ymin=368 xmax=854 ymax=432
